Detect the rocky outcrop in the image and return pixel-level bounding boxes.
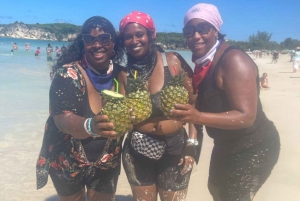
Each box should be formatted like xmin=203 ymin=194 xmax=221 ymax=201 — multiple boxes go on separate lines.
xmin=0 ymin=23 xmax=76 ymax=41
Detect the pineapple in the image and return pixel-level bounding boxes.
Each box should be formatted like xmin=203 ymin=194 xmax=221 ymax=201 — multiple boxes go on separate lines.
xmin=126 ymin=77 xmax=152 ymax=124
xmin=161 ymin=71 xmax=189 ymax=116
xmin=100 ymin=90 xmax=131 ymax=142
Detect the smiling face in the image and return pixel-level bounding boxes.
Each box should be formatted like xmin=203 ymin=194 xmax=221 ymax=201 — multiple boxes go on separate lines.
xmin=83 ymin=28 xmax=114 ymax=70
xmin=184 ymin=18 xmax=218 ymax=59
xmin=123 ymin=23 xmax=151 ymax=60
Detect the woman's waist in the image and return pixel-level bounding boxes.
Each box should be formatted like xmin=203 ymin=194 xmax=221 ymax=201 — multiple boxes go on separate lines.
xmin=133 ymin=119 xmax=183 ymax=136
xmin=128 ymin=127 xmax=187 ymax=156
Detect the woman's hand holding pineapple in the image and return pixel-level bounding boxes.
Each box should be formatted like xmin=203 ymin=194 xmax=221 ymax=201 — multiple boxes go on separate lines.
xmin=90 ymin=114 xmax=117 ymax=139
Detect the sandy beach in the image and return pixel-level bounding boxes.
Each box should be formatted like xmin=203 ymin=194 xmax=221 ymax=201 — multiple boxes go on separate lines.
xmin=0 ymin=53 xmax=299 ymax=201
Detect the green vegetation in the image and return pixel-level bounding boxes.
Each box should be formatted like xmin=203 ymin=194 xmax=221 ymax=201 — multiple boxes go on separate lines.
xmin=155 ymin=32 xmax=186 ymax=49
xmin=227 ymin=31 xmax=300 ymax=51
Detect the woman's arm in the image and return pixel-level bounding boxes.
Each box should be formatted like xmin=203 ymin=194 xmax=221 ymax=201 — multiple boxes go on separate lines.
xmin=54 ymin=113 xmax=116 ymax=139
xmin=170 ymin=49 xmax=258 ymax=130
xmin=51 ymin=64 xmax=117 ymax=139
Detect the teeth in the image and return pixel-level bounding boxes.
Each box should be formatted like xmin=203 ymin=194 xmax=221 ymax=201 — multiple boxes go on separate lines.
xmin=132 ymin=46 xmax=142 ymax=50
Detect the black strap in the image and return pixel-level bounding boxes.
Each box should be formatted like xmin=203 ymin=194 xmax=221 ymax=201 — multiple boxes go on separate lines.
xmin=213 ymin=46 xmax=240 ymax=74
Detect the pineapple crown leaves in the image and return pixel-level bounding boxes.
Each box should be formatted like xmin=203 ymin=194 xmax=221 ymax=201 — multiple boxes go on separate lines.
xmin=168 ymin=70 xmax=186 ymax=87
xmin=126 ymin=77 xmax=148 ymax=94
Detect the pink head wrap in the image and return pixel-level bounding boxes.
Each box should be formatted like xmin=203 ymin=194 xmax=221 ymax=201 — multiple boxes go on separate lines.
xmin=119 ymin=11 xmax=156 ymax=38
xmin=184 ymin=3 xmax=223 ymax=32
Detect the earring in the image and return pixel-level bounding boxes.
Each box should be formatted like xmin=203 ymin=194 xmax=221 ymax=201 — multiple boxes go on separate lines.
xmin=112 ymin=50 xmax=115 ymax=55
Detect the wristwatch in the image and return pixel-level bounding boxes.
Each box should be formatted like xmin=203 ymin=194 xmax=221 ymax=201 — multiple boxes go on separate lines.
xmin=187 ymin=138 xmax=199 ymax=146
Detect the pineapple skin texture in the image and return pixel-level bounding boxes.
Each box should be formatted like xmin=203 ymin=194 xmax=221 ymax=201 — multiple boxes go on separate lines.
xmin=126 ymin=90 xmax=152 ymax=124
xmin=101 ymin=100 xmax=131 ymax=138
xmin=161 ymin=85 xmax=189 ymax=116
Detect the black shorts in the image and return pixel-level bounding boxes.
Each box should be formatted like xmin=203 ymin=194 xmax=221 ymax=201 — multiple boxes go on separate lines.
xmin=122 ymin=128 xmax=192 ymax=191
xmin=50 ymin=164 xmax=120 ymax=196
xmin=209 ymin=125 xmax=280 ymax=201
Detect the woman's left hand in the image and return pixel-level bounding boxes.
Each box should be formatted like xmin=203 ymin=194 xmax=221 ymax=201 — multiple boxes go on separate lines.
xmin=169 ymin=104 xmax=200 ymax=124
xmin=178 ymin=156 xmax=195 ymax=175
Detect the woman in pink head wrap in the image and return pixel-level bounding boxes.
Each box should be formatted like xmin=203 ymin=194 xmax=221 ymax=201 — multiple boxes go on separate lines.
xmin=118 ymin=11 xmax=198 ymax=201
xmin=170 ymin=3 xmax=280 ymax=201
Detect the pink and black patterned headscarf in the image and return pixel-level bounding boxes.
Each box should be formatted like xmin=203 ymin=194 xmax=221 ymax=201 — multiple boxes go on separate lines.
xmin=184 ymin=3 xmax=223 ymax=31
xmin=119 ymin=11 xmax=156 ymax=38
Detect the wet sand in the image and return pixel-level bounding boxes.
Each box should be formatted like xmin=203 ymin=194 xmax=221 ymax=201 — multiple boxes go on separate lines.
xmin=0 ymin=54 xmax=299 ymax=200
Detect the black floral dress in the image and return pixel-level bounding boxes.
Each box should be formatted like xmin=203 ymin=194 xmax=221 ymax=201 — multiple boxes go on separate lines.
xmin=36 ymin=62 xmax=122 ymax=190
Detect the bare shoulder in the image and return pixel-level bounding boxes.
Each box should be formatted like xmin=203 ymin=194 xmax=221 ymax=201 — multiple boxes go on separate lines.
xmin=165 ymin=51 xmax=181 ymax=63
xmin=219 ymin=46 xmax=257 ymax=74
xmin=165 ymin=51 xmax=193 ymax=77
xmin=215 ymin=44 xmax=258 ymax=88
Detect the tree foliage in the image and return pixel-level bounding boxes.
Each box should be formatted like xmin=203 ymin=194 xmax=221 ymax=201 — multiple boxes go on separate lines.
xmin=228 ymin=31 xmax=300 ymax=51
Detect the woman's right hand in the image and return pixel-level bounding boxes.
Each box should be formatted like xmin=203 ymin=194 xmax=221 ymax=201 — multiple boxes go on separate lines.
xmin=91 ymin=114 xmax=117 ymax=139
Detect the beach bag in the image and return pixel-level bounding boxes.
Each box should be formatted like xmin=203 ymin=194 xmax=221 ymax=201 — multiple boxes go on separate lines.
xmin=131 ymin=131 xmax=166 ymax=160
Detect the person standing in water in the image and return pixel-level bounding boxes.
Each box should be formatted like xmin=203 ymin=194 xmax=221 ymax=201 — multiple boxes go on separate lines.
xmin=46 ymin=43 xmax=53 ymax=61
xmin=35 ymin=47 xmax=40 ymax=56
xmin=25 ymin=43 xmax=30 ymax=51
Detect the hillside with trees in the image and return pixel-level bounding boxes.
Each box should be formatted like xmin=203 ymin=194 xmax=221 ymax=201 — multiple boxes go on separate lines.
xmin=0 ymin=22 xmax=299 ymax=51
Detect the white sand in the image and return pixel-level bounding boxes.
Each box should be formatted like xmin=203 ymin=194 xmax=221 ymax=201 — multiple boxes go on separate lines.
xmin=0 ymin=54 xmax=299 ymax=201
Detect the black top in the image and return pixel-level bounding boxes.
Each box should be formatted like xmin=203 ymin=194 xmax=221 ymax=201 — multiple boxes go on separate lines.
xmin=149 ymin=52 xmax=172 ymax=118
xmin=196 ymin=46 xmax=273 ymax=143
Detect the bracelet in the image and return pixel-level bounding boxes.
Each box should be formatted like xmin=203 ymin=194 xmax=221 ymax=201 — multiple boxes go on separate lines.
xmin=84 ymin=118 xmax=89 ymax=134
xmin=85 ymin=118 xmax=98 ymax=137
xmin=187 ymin=138 xmax=199 ymax=146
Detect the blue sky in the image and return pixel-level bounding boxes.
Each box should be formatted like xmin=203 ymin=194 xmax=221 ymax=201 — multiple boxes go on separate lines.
xmin=0 ymin=0 xmax=299 ymax=43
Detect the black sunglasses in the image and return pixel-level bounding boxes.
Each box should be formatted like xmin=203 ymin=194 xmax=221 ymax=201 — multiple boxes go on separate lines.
xmin=82 ymin=33 xmax=112 ymax=46
xmin=183 ymin=23 xmax=214 ymax=38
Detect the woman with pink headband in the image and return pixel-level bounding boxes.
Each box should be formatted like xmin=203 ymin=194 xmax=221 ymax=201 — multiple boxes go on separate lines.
xmin=118 ymin=11 xmax=198 ymax=201
xmin=170 ymin=3 xmax=280 ymax=201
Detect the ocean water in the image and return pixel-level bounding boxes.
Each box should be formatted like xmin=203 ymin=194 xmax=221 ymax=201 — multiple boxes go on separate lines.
xmin=0 ymin=37 xmax=71 ymax=141
xmin=0 ymin=37 xmax=193 ymax=141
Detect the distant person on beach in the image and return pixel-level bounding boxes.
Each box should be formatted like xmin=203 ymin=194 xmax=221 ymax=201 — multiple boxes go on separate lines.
xmin=55 ymin=46 xmax=61 ymax=57
xmin=25 ymin=43 xmax=30 ymax=51
xmin=36 ymin=16 xmax=126 ymax=201
xmin=118 ymin=11 xmax=196 ymax=201
xmin=46 ymin=43 xmax=53 ymax=61
xmin=293 ymin=47 xmax=300 ymax=73
xmin=61 ymin=45 xmax=67 ymax=55
xmin=35 ymin=47 xmax=40 ymax=56
xmin=170 ymin=3 xmax=280 ymax=201
xmin=271 ymin=50 xmax=278 ymax=64
xmin=260 ymin=72 xmax=270 ymax=88
xmin=289 ymin=50 xmax=295 ymax=62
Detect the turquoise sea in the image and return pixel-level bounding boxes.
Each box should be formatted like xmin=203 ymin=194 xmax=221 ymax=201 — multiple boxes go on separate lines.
xmin=0 ymin=37 xmax=71 ymax=141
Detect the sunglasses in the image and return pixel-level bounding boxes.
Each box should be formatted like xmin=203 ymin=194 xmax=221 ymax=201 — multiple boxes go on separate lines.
xmin=82 ymin=33 xmax=112 ymax=46
xmin=183 ymin=23 xmax=214 ymax=38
